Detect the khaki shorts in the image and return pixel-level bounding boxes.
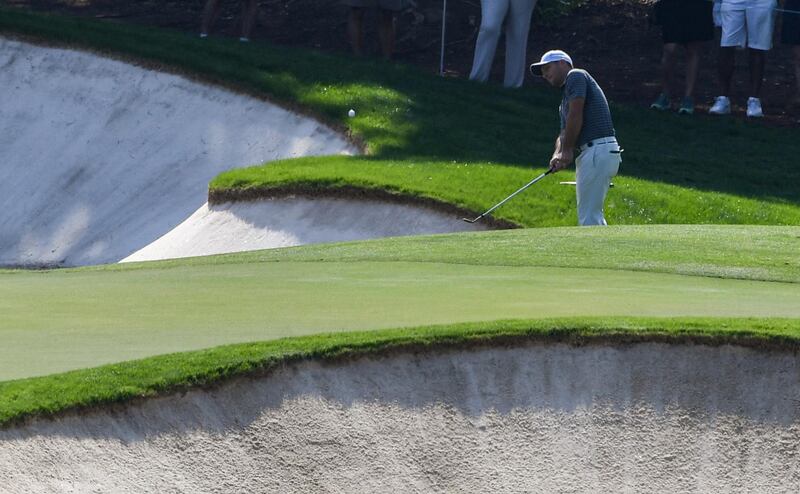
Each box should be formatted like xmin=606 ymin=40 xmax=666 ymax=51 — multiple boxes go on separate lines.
xmin=719 ymin=2 xmax=777 ymax=50
xmin=341 ymin=0 xmax=409 ymax=11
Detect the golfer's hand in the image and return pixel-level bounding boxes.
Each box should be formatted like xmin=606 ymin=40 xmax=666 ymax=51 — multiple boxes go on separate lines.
xmin=549 ymin=154 xmax=571 ymax=172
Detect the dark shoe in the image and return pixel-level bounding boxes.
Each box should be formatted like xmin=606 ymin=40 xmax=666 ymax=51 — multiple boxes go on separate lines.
xmin=677 ymin=96 xmax=694 ymax=115
xmin=650 ymin=93 xmax=670 ymax=111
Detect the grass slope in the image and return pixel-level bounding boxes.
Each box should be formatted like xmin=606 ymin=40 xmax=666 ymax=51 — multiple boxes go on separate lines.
xmin=1 ymin=7 xmax=799 ymax=226
xmin=3 ymin=317 xmax=800 ymax=429
xmin=74 ymin=225 xmax=800 ymax=283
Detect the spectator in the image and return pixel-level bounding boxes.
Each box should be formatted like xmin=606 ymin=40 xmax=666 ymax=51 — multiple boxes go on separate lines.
xmin=341 ymin=0 xmax=408 ymax=59
xmin=469 ymin=0 xmax=538 ymax=88
xmin=650 ymin=0 xmax=715 ymax=114
xmin=200 ymin=0 xmax=258 ymax=42
xmin=709 ymin=0 xmax=778 ymax=118
xmin=783 ymin=0 xmax=800 ymax=107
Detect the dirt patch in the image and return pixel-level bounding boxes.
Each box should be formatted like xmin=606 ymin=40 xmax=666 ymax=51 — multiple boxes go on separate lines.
xmin=6 ymin=0 xmax=800 ymax=126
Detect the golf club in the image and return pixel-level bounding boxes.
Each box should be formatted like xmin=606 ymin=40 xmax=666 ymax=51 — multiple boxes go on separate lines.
xmin=462 ymin=168 xmax=553 ymax=223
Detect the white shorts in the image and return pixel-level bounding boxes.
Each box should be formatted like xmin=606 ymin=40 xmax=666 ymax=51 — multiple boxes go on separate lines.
xmin=719 ymin=2 xmax=777 ymax=50
xmin=575 ymin=138 xmax=621 ymax=226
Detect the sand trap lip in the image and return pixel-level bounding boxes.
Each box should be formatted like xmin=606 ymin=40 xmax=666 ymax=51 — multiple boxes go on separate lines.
xmin=122 ymin=197 xmax=487 ymax=262
xmin=2 ymin=342 xmax=799 ymax=492
xmin=0 ymin=37 xmax=366 ymax=267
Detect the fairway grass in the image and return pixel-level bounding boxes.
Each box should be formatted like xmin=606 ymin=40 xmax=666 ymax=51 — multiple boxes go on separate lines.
xmin=2 ymin=225 xmax=799 ymax=383
xmin=1 ymin=8 xmax=798 ymax=430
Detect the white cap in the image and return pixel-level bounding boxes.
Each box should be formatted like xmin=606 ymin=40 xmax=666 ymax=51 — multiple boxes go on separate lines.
xmin=529 ymin=50 xmax=573 ymax=76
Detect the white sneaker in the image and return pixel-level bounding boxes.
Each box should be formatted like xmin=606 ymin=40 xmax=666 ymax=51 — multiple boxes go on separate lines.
xmin=709 ymin=96 xmax=731 ymax=115
xmin=746 ymin=97 xmax=764 ymax=118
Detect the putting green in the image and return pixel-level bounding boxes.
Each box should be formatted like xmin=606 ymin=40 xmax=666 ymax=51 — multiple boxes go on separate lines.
xmin=2 ymin=260 xmax=799 ymax=380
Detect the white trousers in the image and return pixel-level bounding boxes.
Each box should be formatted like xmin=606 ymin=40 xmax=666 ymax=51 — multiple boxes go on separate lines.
xmin=469 ymin=0 xmax=537 ymax=88
xmin=575 ymin=140 xmax=621 ymax=226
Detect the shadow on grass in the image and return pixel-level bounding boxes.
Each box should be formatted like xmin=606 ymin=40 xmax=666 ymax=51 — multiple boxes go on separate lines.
xmin=1 ymin=5 xmax=798 ymax=205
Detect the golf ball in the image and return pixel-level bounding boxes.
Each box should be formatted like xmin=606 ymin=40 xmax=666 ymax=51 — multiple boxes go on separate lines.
xmin=348 ymin=109 xmax=356 ymax=118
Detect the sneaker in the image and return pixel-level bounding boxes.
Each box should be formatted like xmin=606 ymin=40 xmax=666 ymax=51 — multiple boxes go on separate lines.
xmin=199 ymin=32 xmax=208 ymax=39
xmin=650 ymin=93 xmax=670 ymax=111
xmin=709 ymin=95 xmax=731 ymax=115
xmin=239 ymin=37 xmax=250 ymax=43
xmin=677 ymin=96 xmax=694 ymax=115
xmin=746 ymin=97 xmax=764 ymax=118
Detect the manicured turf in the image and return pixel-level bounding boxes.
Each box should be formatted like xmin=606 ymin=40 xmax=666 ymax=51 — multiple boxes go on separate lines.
xmin=170 ymin=224 xmax=800 ymax=283
xmin=2 ymin=317 xmax=800 ymax=428
xmin=1 ymin=8 xmax=798 ymax=428
xmin=2 ymin=7 xmax=799 ymax=227
xmin=2 ymin=226 xmax=799 ymax=381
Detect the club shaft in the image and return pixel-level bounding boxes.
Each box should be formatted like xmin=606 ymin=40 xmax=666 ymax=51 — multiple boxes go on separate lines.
xmin=474 ymin=170 xmax=550 ymax=219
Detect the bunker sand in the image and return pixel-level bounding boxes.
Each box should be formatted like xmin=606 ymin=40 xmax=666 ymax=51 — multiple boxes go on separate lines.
xmin=0 ymin=38 xmax=480 ymax=267
xmin=1 ymin=343 xmax=799 ymax=491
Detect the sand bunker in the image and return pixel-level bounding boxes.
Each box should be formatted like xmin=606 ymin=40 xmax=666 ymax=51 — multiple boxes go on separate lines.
xmin=1 ymin=342 xmax=799 ymax=492
xmin=122 ymin=197 xmax=486 ymax=262
xmin=0 ymin=38 xmax=477 ymax=267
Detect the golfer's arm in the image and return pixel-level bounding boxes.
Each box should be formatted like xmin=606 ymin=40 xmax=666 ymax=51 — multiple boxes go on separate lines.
xmin=553 ymin=135 xmax=562 ymax=156
xmin=561 ymin=97 xmax=585 ymax=154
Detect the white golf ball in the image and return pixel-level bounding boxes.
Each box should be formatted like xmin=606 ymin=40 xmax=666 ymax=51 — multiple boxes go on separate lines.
xmin=348 ymin=109 xmax=356 ymax=118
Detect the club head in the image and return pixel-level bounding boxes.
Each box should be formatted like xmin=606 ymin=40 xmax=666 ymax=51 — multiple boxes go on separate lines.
xmin=462 ymin=217 xmax=479 ymax=224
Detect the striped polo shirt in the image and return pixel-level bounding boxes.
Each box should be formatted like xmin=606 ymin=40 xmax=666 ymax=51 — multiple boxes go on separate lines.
xmin=559 ymin=69 xmax=615 ymax=147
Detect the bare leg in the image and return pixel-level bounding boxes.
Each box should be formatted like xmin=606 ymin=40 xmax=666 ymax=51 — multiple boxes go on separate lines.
xmin=240 ymin=0 xmax=259 ymax=40
xmin=660 ymin=42 xmax=679 ymax=97
xmin=378 ymin=9 xmax=396 ymax=60
xmin=717 ymin=46 xmax=735 ymax=96
xmin=684 ymin=41 xmax=703 ymax=97
xmin=201 ymin=0 xmax=222 ymax=35
xmin=347 ymin=7 xmax=366 ymax=56
xmin=748 ymin=48 xmax=766 ymax=98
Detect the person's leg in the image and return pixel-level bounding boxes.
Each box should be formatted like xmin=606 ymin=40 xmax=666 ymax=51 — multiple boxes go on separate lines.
xmin=744 ymin=3 xmax=775 ymax=116
xmin=200 ymin=0 xmax=223 ymax=36
xmin=715 ymin=4 xmax=745 ymax=99
xmin=748 ymin=48 xmax=766 ymax=98
xmin=347 ymin=7 xmax=367 ymax=56
xmin=502 ymin=0 xmax=537 ymax=88
xmin=239 ymin=0 xmax=259 ymax=41
xmin=651 ymin=43 xmax=677 ymax=110
xmin=744 ymin=4 xmax=776 ymax=98
xmin=717 ymin=46 xmax=735 ymax=97
xmin=661 ymin=43 xmax=679 ymax=97
xmin=469 ymin=0 xmax=511 ymax=83
xmin=684 ymin=41 xmax=703 ymax=98
xmin=675 ymin=41 xmax=704 ymax=114
xmin=575 ymin=143 xmax=620 ymax=226
xmin=377 ymin=8 xmax=396 ymax=60
xmin=793 ymin=46 xmax=800 ymax=104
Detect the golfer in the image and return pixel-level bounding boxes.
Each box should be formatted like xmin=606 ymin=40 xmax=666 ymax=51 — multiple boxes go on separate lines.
xmin=530 ymin=50 xmax=622 ymax=226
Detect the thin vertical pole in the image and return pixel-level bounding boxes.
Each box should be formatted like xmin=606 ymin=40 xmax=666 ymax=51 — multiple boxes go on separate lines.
xmin=439 ymin=0 xmax=447 ymax=75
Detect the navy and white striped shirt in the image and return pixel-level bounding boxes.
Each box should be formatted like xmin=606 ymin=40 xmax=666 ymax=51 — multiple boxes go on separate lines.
xmin=559 ymin=69 xmax=615 ymax=147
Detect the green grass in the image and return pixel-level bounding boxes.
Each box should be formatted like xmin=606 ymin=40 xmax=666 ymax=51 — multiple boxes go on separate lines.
xmin=71 ymin=225 xmax=800 ymax=283
xmin=2 ymin=7 xmax=799 ymax=226
xmin=2 ymin=317 xmax=800 ymax=428
xmin=2 ymin=226 xmax=800 ymax=381
xmin=1 ymin=8 xmax=799 ymax=427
